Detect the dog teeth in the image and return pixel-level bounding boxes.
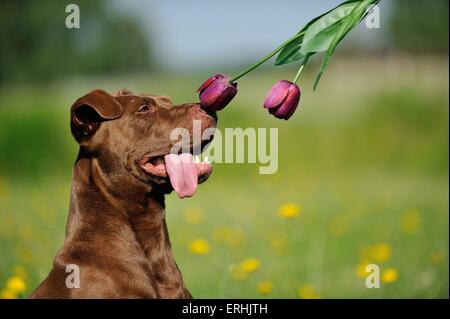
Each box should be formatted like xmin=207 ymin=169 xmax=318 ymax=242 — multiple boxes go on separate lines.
xmin=193 ymin=155 xmax=210 ymax=164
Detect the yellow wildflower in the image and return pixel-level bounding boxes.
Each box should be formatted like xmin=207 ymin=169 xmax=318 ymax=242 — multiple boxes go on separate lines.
xmin=381 ymin=268 xmax=398 ymax=283
xmin=0 ymin=289 xmax=17 ymax=299
xmin=356 ymin=261 xmax=371 ymax=278
xmin=241 ymin=258 xmax=260 ymax=273
xmin=278 ymin=203 xmax=300 ymax=219
xmin=257 ymin=281 xmax=273 ymax=294
xmin=183 ymin=207 xmax=204 ymax=225
xmin=188 ymin=239 xmax=211 ymax=255
xmin=371 ymin=243 xmax=391 ymax=263
xmin=298 ymin=284 xmax=320 ymax=299
xmin=402 ymin=209 xmax=421 ymax=234
xmin=6 ymin=276 xmax=26 ymax=294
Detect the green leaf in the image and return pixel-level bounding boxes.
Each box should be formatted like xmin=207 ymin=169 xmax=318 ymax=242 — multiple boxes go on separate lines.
xmin=313 ymin=0 xmax=380 ymax=90
xmin=281 ymin=20 xmax=346 ymax=65
xmin=300 ymin=1 xmax=360 ymax=55
xmin=274 ymin=0 xmax=361 ymax=66
xmin=274 ymin=36 xmax=305 ymax=66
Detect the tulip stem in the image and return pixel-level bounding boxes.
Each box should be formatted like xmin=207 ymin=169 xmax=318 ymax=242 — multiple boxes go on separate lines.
xmin=293 ymin=63 xmax=305 ymax=84
xmin=229 ymin=31 xmax=305 ymax=83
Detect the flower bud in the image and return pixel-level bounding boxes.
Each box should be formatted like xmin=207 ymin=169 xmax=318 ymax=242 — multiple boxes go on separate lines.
xmin=263 ymin=80 xmax=300 ymax=120
xmin=197 ymin=74 xmax=238 ymax=112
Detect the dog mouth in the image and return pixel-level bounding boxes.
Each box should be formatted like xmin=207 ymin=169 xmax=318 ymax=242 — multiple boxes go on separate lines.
xmin=139 ymin=152 xmax=212 ymax=199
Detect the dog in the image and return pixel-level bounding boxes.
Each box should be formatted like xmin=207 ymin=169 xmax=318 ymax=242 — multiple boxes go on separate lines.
xmin=30 ymin=88 xmax=217 ymax=298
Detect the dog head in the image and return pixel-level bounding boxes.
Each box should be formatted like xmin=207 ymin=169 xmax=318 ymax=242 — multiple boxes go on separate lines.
xmin=70 ymin=88 xmax=217 ymax=198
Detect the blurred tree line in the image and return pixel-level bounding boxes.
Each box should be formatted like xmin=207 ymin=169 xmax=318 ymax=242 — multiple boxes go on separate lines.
xmin=0 ymin=1 xmax=153 ymax=84
xmin=0 ymin=1 xmax=447 ymax=85
xmin=390 ymin=0 xmax=449 ymax=53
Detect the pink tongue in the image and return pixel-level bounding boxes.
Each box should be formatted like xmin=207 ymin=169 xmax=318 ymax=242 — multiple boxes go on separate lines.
xmin=164 ymin=153 xmax=198 ymax=199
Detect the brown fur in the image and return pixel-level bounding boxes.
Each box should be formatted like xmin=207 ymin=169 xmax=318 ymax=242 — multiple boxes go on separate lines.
xmin=30 ymin=89 xmax=216 ymax=298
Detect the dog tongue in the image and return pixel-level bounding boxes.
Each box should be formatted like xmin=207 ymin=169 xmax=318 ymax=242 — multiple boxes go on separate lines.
xmin=164 ymin=153 xmax=198 ymax=198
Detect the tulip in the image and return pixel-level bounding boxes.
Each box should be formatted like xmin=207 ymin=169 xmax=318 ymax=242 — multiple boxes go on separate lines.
xmin=197 ymin=74 xmax=238 ymax=112
xmin=263 ymin=80 xmax=300 ymax=120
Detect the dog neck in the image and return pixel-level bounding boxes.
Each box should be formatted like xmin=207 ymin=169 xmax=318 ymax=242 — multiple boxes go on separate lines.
xmin=62 ymin=152 xmax=190 ymax=298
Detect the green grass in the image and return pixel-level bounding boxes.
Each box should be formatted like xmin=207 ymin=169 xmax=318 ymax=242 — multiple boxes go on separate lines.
xmin=0 ymin=56 xmax=448 ymax=298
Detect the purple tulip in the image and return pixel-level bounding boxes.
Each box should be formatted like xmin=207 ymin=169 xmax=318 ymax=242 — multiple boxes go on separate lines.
xmin=197 ymin=74 xmax=238 ymax=112
xmin=263 ymin=80 xmax=300 ymax=120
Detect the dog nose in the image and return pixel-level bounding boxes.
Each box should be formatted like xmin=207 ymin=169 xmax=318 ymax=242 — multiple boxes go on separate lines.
xmin=189 ymin=103 xmax=218 ymax=122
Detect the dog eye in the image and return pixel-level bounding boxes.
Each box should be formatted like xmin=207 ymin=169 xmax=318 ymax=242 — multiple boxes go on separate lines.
xmin=137 ymin=104 xmax=150 ymax=113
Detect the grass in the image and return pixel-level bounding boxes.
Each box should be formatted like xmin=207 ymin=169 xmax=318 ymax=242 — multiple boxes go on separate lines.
xmin=0 ymin=56 xmax=448 ymax=298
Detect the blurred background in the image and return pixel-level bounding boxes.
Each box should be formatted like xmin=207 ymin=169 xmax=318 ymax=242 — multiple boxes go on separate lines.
xmin=0 ymin=0 xmax=448 ymax=298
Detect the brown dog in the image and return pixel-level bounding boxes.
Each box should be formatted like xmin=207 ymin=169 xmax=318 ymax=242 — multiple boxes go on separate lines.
xmin=30 ymin=89 xmax=216 ymax=298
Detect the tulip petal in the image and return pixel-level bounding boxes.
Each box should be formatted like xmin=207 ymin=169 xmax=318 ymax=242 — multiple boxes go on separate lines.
xmin=209 ymin=83 xmax=238 ymax=111
xmin=274 ymin=84 xmax=300 ymax=119
xmin=197 ymin=74 xmax=225 ymax=93
xmin=263 ymin=80 xmax=291 ymax=109
xmin=198 ymin=74 xmax=237 ymax=111
xmin=284 ymin=92 xmax=300 ymax=119
xmin=200 ymin=80 xmax=229 ymax=107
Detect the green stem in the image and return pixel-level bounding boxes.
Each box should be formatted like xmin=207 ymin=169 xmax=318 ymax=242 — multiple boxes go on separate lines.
xmin=292 ymin=63 xmax=305 ymax=84
xmin=229 ymin=31 xmax=305 ymax=83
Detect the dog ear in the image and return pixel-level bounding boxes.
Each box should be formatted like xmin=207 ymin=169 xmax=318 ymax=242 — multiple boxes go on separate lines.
xmin=154 ymin=95 xmax=173 ymax=108
xmin=112 ymin=88 xmax=134 ymax=97
xmin=141 ymin=93 xmax=173 ymax=108
xmin=71 ymin=89 xmax=123 ymax=143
